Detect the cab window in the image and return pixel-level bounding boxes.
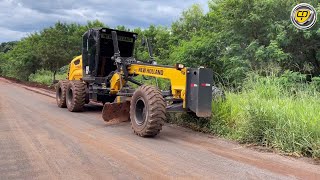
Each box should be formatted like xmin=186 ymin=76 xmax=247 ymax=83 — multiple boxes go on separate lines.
xmin=74 ymin=59 xmax=80 ymax=66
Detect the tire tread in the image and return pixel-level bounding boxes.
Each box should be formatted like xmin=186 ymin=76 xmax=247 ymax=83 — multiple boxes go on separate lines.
xmin=130 ymin=85 xmax=166 ymax=137
xmin=66 ymin=81 xmax=86 ymax=112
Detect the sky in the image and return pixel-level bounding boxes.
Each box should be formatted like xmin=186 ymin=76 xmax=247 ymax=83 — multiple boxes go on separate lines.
xmin=0 ymin=0 xmax=208 ymax=43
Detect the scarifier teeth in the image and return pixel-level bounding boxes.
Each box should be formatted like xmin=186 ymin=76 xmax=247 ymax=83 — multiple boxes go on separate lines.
xmin=102 ymin=101 xmax=130 ymax=122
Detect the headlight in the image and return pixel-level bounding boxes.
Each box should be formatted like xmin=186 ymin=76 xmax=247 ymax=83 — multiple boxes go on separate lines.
xmin=175 ymin=63 xmax=185 ymax=70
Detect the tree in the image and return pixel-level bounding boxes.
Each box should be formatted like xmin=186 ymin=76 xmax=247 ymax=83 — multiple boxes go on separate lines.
xmin=0 ymin=41 xmax=17 ymax=53
xmin=1 ymin=0 xmax=320 ymax=88
xmin=3 ymin=34 xmax=41 ymax=80
xmin=36 ymin=22 xmax=100 ymax=81
xmin=171 ymin=4 xmax=205 ymax=42
xmin=207 ymin=0 xmax=320 ymax=74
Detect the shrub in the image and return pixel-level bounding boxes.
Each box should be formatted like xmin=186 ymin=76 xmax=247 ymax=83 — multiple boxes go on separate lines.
xmin=29 ymin=69 xmax=66 ymax=85
xmin=210 ymin=73 xmax=320 ymax=158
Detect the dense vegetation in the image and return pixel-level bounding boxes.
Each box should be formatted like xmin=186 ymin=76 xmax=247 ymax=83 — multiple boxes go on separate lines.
xmin=0 ymin=0 xmax=320 ymax=158
xmin=171 ymin=71 xmax=320 ymax=158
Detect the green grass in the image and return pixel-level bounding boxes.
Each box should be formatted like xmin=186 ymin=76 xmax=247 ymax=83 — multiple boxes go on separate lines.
xmin=170 ymin=72 xmax=320 ymax=159
xmin=29 ymin=69 xmax=66 ymax=85
xmin=211 ymin=73 xmax=320 ymax=158
xmin=131 ymin=76 xmax=171 ymax=90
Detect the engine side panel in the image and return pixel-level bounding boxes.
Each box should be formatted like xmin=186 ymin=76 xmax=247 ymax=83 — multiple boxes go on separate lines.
xmin=68 ymin=55 xmax=83 ymax=80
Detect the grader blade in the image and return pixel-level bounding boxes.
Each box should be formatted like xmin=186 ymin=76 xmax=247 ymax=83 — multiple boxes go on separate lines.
xmin=102 ymin=101 xmax=130 ymax=122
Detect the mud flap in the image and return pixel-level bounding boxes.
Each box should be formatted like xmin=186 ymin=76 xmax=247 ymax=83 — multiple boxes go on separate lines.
xmin=102 ymin=101 xmax=130 ymax=122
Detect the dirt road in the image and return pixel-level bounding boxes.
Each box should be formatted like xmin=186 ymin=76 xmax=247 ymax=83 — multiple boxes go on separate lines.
xmin=0 ymin=78 xmax=319 ymax=180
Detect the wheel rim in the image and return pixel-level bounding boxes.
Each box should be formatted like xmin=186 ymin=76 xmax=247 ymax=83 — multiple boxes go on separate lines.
xmin=135 ymin=97 xmax=147 ymax=126
xmin=67 ymin=88 xmax=73 ymax=107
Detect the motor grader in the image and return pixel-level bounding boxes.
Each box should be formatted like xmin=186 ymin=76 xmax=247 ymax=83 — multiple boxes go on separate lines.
xmin=56 ymin=28 xmax=213 ymax=137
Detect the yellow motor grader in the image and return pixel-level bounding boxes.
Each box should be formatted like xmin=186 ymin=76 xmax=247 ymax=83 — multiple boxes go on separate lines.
xmin=56 ymin=28 xmax=213 ymax=137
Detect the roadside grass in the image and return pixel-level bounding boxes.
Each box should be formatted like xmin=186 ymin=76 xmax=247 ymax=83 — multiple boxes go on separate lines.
xmin=170 ymin=72 xmax=320 ymax=159
xmin=29 ymin=69 xmax=66 ymax=85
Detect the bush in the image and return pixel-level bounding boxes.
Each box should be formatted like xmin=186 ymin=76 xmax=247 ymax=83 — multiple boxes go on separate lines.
xmin=29 ymin=69 xmax=66 ymax=85
xmin=169 ymin=72 xmax=320 ymax=158
xmin=210 ymin=73 xmax=320 ymax=158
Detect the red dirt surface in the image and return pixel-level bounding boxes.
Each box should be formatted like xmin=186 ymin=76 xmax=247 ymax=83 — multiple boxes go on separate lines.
xmin=0 ymin=77 xmax=319 ymax=179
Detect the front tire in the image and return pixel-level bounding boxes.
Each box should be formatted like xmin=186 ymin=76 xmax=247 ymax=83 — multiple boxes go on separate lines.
xmin=130 ymin=85 xmax=166 ymax=137
xmin=56 ymin=80 xmax=68 ymax=108
xmin=66 ymin=81 xmax=86 ymax=112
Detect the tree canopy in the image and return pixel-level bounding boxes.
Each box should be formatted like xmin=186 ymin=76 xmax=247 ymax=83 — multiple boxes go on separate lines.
xmin=0 ymin=0 xmax=319 ymax=88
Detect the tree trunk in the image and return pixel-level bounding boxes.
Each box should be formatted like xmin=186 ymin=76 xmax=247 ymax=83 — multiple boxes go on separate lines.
xmin=53 ymin=70 xmax=57 ymax=84
xmin=311 ymin=49 xmax=320 ymax=76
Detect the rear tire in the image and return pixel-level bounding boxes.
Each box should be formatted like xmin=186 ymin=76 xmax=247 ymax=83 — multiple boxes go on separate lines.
xmin=66 ymin=81 xmax=86 ymax=112
xmin=56 ymin=80 xmax=68 ymax=108
xmin=130 ymin=85 xmax=166 ymax=137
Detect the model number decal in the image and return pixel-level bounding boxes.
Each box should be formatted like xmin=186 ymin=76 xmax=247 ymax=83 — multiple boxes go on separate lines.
xmin=138 ymin=68 xmax=164 ymax=75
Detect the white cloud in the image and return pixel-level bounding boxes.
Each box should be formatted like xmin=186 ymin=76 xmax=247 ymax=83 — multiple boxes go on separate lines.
xmin=0 ymin=27 xmax=27 ymax=42
xmin=0 ymin=0 xmax=209 ymax=42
